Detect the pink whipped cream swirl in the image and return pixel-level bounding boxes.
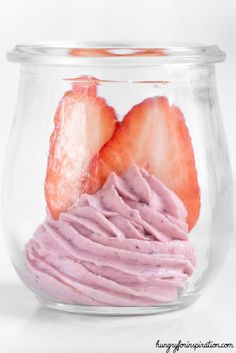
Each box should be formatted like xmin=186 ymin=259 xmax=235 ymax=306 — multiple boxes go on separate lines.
xmin=25 ymin=165 xmax=196 ymax=306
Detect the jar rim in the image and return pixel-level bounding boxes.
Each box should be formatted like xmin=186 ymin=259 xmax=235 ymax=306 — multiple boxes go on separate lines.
xmin=7 ymin=41 xmax=226 ymax=66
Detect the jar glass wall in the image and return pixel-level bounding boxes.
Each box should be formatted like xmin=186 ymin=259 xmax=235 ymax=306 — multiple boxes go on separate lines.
xmin=3 ymin=43 xmax=233 ymax=314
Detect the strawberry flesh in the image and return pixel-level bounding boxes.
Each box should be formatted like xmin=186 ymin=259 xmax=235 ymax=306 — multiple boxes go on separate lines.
xmin=45 ymin=76 xmax=117 ymax=219
xmin=69 ymin=48 xmax=165 ymax=57
xmin=92 ymin=96 xmax=200 ymax=230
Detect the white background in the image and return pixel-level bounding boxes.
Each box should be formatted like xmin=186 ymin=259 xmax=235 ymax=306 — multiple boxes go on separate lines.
xmin=0 ymin=1 xmax=235 ymax=352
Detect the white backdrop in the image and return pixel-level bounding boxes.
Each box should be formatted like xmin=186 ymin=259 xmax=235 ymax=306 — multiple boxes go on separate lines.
xmin=0 ymin=1 xmax=235 ymax=352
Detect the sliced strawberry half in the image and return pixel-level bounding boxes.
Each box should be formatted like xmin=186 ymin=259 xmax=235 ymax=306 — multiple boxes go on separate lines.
xmin=45 ymin=76 xmax=117 ymax=219
xmin=92 ymin=96 xmax=200 ymax=230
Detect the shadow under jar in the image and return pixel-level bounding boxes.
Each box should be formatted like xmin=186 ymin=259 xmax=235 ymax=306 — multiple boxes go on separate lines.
xmin=3 ymin=42 xmax=234 ymax=315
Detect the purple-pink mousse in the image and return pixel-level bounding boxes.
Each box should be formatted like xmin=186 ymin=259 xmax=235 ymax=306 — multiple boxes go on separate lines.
xmin=24 ymin=165 xmax=196 ymax=306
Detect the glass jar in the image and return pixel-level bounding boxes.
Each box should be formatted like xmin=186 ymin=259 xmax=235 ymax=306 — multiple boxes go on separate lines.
xmin=3 ymin=42 xmax=233 ymax=315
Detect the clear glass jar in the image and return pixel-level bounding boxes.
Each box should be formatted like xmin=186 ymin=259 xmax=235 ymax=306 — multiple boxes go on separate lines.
xmin=3 ymin=42 xmax=233 ymax=315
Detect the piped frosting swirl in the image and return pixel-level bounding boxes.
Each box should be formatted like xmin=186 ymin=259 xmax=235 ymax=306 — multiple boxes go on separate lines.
xmin=25 ymin=165 xmax=195 ymax=306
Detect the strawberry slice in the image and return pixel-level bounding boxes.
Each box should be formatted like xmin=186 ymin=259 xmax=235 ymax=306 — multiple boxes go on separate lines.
xmin=92 ymin=96 xmax=200 ymax=230
xmin=45 ymin=76 xmax=117 ymax=219
xmin=69 ymin=48 xmax=166 ymax=57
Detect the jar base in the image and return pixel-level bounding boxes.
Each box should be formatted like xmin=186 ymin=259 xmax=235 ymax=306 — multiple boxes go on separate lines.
xmin=36 ymin=294 xmax=200 ymax=316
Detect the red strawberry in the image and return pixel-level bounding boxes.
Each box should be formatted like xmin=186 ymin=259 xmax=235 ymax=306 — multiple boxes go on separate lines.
xmin=92 ymin=96 xmax=200 ymax=230
xmin=69 ymin=48 xmax=165 ymax=57
xmin=45 ymin=76 xmax=117 ymax=219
